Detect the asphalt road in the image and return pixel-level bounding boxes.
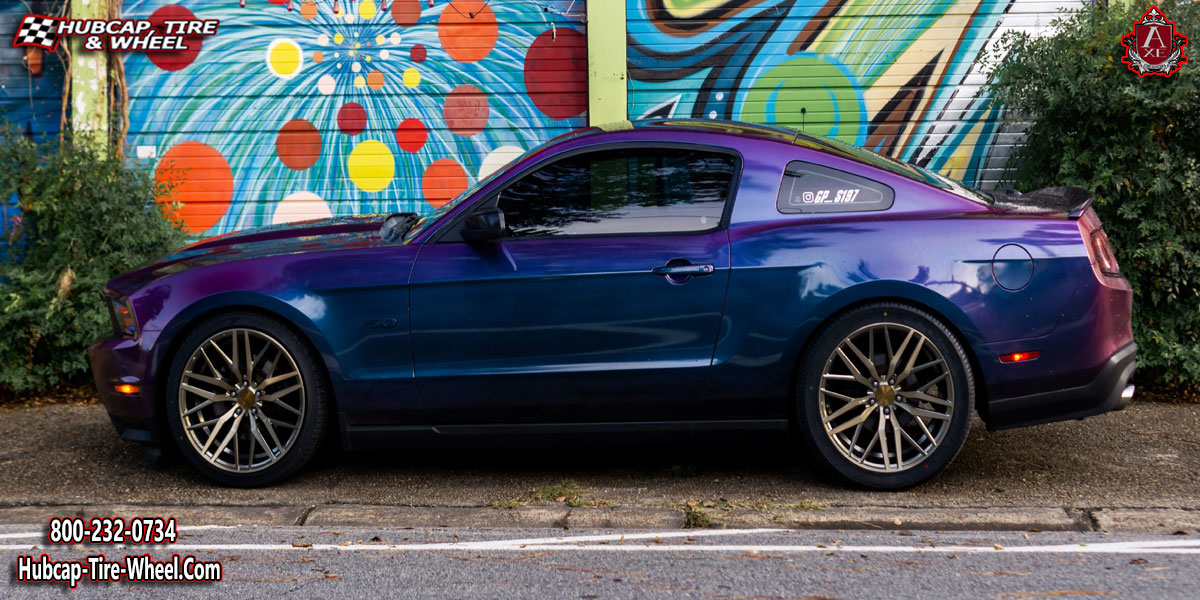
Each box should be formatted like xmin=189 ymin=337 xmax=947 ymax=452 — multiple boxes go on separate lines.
xmin=0 ymin=401 xmax=1196 ymax=512
xmin=3 ymin=526 xmax=1198 ymax=598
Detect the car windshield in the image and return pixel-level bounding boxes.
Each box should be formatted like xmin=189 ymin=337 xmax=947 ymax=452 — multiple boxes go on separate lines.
xmin=402 ymin=149 xmax=534 ymax=241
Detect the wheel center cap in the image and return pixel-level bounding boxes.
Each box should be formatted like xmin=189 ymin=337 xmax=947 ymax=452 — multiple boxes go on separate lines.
xmin=876 ymin=385 xmax=896 ymax=407
xmin=236 ymin=388 xmax=256 ymax=408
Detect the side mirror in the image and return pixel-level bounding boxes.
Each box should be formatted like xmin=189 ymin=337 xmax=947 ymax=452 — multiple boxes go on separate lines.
xmin=462 ymin=207 xmax=506 ymax=243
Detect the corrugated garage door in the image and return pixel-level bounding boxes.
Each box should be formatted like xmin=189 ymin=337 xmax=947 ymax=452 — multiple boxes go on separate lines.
xmin=122 ymin=0 xmax=588 ymax=235
xmin=627 ymin=0 xmax=1075 ymax=188
xmin=1 ymin=0 xmax=66 ymax=261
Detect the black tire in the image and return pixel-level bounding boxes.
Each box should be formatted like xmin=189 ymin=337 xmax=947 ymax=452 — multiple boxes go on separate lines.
xmin=165 ymin=311 xmax=328 ymax=487
xmin=795 ymin=302 xmax=973 ymax=490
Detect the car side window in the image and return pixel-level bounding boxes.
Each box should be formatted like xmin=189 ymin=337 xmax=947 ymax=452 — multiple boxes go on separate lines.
xmin=777 ymin=161 xmax=894 ymax=214
xmin=497 ymin=147 xmax=737 ymax=237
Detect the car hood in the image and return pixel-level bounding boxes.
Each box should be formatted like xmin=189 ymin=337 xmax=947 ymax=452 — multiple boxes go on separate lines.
xmin=107 ymin=215 xmax=389 ymax=295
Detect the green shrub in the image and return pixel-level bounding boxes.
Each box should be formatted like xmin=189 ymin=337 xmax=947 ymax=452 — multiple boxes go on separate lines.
xmin=983 ymin=1 xmax=1200 ymax=384
xmin=0 ymin=127 xmax=186 ymax=394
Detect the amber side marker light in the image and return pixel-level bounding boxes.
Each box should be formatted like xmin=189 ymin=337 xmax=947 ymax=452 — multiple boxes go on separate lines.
xmin=114 ymin=384 xmax=140 ymax=395
xmin=1000 ymin=351 xmax=1041 ymax=364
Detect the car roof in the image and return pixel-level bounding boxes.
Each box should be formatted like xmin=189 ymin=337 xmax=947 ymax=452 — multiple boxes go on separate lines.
xmin=574 ymin=119 xmax=950 ymax=191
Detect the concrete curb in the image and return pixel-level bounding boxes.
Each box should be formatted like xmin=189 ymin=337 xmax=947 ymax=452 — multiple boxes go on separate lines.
xmin=1092 ymin=508 xmax=1200 ymax=534
xmin=0 ymin=504 xmax=1196 ymax=533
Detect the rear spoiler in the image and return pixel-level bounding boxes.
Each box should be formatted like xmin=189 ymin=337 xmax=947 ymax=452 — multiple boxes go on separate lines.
xmin=989 ymin=186 xmax=1094 ymax=218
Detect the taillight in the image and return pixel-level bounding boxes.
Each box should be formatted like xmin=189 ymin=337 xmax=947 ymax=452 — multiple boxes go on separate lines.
xmin=1090 ymin=228 xmax=1120 ymax=276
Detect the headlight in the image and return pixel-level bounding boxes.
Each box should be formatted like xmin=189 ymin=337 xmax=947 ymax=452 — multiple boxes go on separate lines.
xmin=106 ymin=295 xmax=138 ymax=337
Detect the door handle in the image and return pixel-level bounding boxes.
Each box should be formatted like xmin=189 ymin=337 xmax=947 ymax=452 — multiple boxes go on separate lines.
xmin=652 ymin=263 xmax=715 ymax=277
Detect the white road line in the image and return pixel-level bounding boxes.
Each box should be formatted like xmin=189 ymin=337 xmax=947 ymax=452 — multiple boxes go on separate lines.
xmin=2 ymin=531 xmax=1199 ymax=555
xmin=434 ymin=528 xmax=785 ymax=548
xmin=0 ymin=524 xmax=233 ymax=540
xmin=0 ymin=532 xmax=39 ymax=539
xmin=2 ymin=543 xmax=1197 ymax=554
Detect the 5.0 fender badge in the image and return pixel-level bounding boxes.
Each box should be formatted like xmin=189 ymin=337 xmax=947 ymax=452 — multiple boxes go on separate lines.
xmin=1121 ymin=6 xmax=1189 ymax=77
xmin=365 ymin=318 xmax=398 ymax=329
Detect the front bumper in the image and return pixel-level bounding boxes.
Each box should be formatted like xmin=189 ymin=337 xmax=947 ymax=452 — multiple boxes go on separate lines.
xmin=88 ymin=333 xmax=161 ymax=444
xmin=985 ymin=342 xmax=1136 ymax=430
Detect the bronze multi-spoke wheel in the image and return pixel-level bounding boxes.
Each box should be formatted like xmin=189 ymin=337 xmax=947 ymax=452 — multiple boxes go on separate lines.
xmin=797 ymin=303 xmax=973 ymax=489
xmin=166 ymin=312 xmax=327 ymax=486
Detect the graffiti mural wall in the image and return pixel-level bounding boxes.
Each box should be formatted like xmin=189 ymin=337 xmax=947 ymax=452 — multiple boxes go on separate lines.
xmin=628 ymin=0 xmax=1076 ymax=188
xmin=120 ymin=0 xmax=587 ymax=235
xmin=1 ymin=1 xmax=65 ymax=139
xmin=1 ymin=1 xmax=66 ymax=141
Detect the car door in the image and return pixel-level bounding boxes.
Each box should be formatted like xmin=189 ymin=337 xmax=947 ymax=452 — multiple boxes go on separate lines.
xmin=407 ymin=144 xmax=740 ymax=425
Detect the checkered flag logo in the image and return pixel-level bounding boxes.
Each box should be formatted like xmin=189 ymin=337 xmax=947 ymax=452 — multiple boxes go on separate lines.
xmin=13 ymin=14 xmax=63 ymax=52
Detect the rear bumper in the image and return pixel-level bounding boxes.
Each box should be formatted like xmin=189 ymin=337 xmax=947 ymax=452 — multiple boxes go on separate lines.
xmin=985 ymin=343 xmax=1136 ymax=430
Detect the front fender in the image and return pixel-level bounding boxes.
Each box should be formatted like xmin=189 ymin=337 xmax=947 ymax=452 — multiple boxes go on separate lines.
xmin=149 ymin=290 xmax=346 ymax=390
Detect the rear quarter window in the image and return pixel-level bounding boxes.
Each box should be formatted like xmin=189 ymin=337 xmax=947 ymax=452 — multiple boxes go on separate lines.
xmin=777 ymin=161 xmax=894 ymax=214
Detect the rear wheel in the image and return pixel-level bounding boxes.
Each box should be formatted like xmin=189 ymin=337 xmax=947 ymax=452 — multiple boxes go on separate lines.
xmin=165 ymin=312 xmax=328 ymax=487
xmin=796 ymin=303 xmax=973 ymax=489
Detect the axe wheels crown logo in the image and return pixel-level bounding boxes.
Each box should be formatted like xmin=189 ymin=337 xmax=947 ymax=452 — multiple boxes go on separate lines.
xmin=1121 ymin=6 xmax=1189 ymax=77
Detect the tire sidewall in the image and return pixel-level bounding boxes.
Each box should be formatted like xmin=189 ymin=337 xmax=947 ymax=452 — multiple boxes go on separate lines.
xmin=164 ymin=312 xmax=326 ymax=487
xmin=797 ymin=304 xmax=973 ymax=490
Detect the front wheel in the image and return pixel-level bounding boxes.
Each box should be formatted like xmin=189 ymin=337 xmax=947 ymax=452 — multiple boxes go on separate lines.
xmin=795 ymin=303 xmax=974 ymax=490
xmin=165 ymin=312 xmax=328 ymax=487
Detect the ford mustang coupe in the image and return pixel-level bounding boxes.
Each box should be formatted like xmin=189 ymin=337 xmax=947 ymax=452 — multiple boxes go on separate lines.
xmin=89 ymin=120 xmax=1135 ymax=489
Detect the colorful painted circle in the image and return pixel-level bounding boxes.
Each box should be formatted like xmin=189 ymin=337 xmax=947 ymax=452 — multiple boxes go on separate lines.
xmin=478 ymin=145 xmax=524 ymax=179
xmin=443 ymin=84 xmax=489 ymax=137
xmin=154 ymin=142 xmax=233 ymax=234
xmin=422 ymin=159 xmax=469 ymax=209
xmin=266 ymin=39 xmax=304 ymax=79
xmin=358 ymin=0 xmax=378 ymax=20
xmin=367 ymin=70 xmax=386 ymax=90
xmin=146 ymin=5 xmax=204 ymax=71
xmin=391 ymin=0 xmax=422 ymax=26
xmin=272 ymin=192 xmax=331 ymax=225
xmin=348 ymin=140 xmax=395 ymax=193
xmin=300 ymin=0 xmax=319 ymax=20
xmin=276 ymin=119 xmax=322 ymax=171
xmin=318 ymin=74 xmax=336 ymax=95
xmin=524 ymin=28 xmax=587 ymax=120
xmin=403 ymin=68 xmax=421 ymax=88
xmin=410 ymin=44 xmax=427 ymax=63
xmin=395 ymin=118 xmax=428 ymax=153
xmin=739 ymin=56 xmax=867 ymax=143
xmin=437 ymin=0 xmax=497 ymax=63
xmin=337 ymin=102 xmax=368 ymax=136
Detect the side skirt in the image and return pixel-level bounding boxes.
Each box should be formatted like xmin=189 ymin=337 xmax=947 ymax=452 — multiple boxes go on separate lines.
xmin=343 ymin=419 xmax=789 ymax=450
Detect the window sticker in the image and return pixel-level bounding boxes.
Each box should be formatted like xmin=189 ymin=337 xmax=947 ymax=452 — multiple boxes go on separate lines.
xmin=777 ymin=162 xmax=894 ymax=214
